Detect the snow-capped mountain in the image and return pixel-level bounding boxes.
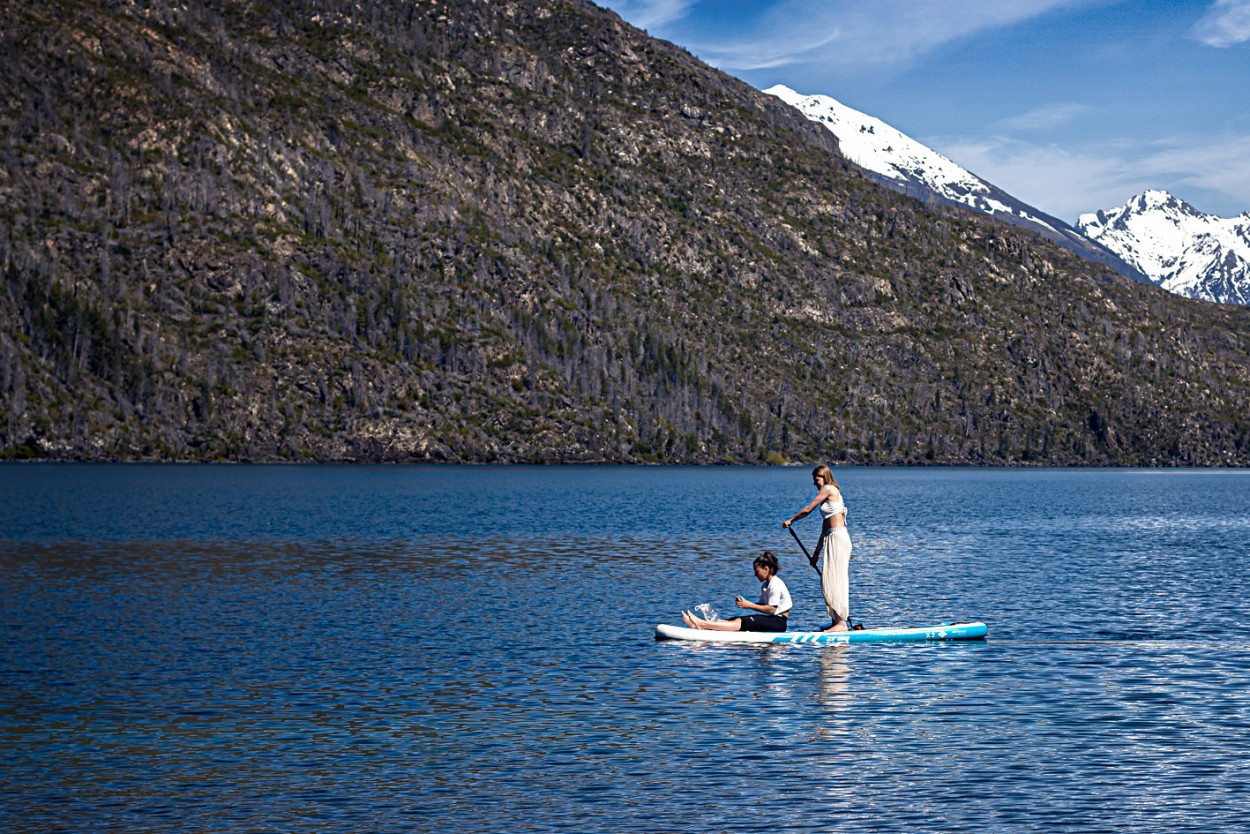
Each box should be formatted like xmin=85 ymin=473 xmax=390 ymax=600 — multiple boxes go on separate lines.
xmin=765 ymin=84 xmax=1144 ymax=282
xmin=1077 ymin=191 xmax=1250 ymax=305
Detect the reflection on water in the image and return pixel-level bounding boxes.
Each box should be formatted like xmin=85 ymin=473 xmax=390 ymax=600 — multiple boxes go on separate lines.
xmin=817 ymin=646 xmax=852 ymax=709
xmin=3 ymin=467 xmax=1250 ymax=832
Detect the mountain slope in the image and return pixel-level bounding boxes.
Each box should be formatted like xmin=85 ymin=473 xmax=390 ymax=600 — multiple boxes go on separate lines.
xmin=1078 ymin=191 xmax=1250 ymax=305
xmin=2 ymin=0 xmax=1250 ymax=465
xmin=765 ymin=85 xmax=1145 ymax=282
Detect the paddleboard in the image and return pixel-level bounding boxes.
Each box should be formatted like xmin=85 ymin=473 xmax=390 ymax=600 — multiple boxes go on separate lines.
xmin=654 ymin=620 xmax=987 ymax=644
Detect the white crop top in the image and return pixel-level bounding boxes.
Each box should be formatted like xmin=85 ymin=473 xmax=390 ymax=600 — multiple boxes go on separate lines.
xmin=819 ymin=497 xmax=847 ymax=520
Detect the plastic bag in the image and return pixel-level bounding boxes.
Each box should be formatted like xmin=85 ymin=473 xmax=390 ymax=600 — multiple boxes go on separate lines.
xmin=693 ymin=602 xmax=720 ymax=621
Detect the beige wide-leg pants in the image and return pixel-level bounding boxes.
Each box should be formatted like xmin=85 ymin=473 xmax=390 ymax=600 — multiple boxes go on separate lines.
xmin=818 ymin=527 xmax=852 ymax=624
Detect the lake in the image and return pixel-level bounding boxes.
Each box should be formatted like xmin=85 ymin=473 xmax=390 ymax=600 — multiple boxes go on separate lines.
xmin=2 ymin=465 xmax=1249 ymax=832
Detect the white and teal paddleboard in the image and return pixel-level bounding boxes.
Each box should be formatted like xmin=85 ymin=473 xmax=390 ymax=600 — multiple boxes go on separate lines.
xmin=654 ymin=621 xmax=987 ymax=644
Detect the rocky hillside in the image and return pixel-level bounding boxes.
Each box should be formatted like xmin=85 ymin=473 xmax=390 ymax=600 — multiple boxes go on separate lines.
xmin=2 ymin=0 xmax=1250 ymax=465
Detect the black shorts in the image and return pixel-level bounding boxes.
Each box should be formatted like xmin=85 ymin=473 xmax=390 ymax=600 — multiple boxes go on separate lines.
xmin=736 ymin=614 xmax=788 ymax=633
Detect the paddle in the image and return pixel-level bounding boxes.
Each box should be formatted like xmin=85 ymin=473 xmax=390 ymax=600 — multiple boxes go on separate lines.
xmin=786 ymin=524 xmax=822 ymax=575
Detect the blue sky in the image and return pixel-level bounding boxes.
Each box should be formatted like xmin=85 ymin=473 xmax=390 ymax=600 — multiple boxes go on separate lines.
xmin=598 ymin=0 xmax=1250 ymax=222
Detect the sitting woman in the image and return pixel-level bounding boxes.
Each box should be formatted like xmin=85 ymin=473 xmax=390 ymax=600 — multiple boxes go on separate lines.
xmin=682 ymin=551 xmax=792 ymax=632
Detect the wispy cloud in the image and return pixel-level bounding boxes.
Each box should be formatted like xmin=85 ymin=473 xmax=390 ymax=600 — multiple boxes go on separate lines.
xmin=927 ymin=132 xmax=1250 ymax=221
xmin=607 ymin=0 xmax=697 ymax=31
xmin=695 ymin=25 xmax=843 ymax=72
xmin=1140 ymin=135 xmax=1250 ymax=210
xmin=929 ymin=136 xmax=1133 ymax=220
xmin=995 ymin=104 xmax=1092 ymax=132
xmin=1191 ymin=0 xmax=1250 ymax=47
xmin=668 ymin=0 xmax=1090 ymax=75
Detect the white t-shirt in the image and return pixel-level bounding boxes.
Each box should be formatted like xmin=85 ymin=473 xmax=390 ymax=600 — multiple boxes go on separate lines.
xmin=759 ymin=575 xmax=792 ymax=616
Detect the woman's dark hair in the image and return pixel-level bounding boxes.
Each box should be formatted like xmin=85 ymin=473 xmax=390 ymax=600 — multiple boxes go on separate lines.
xmin=753 ymin=550 xmax=780 ymax=575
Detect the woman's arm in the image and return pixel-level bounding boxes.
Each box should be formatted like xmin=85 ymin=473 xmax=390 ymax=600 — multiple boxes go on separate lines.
xmin=735 ymin=594 xmax=776 ymax=614
xmin=783 ymin=485 xmax=835 ymax=527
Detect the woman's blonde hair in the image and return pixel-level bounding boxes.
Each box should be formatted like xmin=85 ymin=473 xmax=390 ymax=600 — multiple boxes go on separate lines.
xmin=812 ymin=464 xmax=839 ymax=491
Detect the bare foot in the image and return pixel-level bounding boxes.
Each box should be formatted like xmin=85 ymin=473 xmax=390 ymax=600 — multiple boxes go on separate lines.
xmin=829 ymin=621 xmax=848 ymax=632
xmin=681 ymin=610 xmax=697 ymax=628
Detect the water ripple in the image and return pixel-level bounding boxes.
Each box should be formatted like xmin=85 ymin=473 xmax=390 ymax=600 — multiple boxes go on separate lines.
xmin=3 ymin=467 xmax=1250 ymax=831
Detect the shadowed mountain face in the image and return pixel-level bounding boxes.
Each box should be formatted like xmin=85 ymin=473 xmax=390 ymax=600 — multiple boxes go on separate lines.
xmin=2 ymin=0 xmax=1250 ymax=465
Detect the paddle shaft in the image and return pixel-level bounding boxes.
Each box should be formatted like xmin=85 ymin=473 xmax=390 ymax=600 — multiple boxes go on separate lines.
xmin=787 ymin=524 xmax=822 ymax=575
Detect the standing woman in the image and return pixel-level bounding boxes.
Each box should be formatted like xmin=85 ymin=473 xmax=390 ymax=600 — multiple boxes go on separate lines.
xmin=783 ymin=465 xmax=851 ymax=632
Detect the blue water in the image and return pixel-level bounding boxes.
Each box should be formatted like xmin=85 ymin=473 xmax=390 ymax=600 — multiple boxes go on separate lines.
xmin=2 ymin=465 xmax=1249 ymax=832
